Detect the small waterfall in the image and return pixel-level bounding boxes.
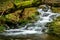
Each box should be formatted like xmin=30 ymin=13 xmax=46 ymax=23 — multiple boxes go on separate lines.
xmin=0 ymin=5 xmax=60 ymax=36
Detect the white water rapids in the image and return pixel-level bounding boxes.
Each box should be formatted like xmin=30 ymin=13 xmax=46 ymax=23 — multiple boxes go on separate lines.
xmin=0 ymin=5 xmax=60 ymax=37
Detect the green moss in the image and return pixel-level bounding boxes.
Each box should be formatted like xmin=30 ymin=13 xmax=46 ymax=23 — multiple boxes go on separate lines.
xmin=14 ymin=1 xmax=32 ymax=8
xmin=5 ymin=7 xmax=39 ymax=25
xmin=19 ymin=19 xmax=29 ymax=25
xmin=5 ymin=13 xmax=20 ymax=23
xmin=48 ymin=16 xmax=60 ymax=35
xmin=0 ymin=25 xmax=5 ymax=32
xmin=18 ymin=8 xmax=39 ymax=25
xmin=0 ymin=16 xmax=6 ymax=24
xmin=6 ymin=14 xmax=17 ymax=21
xmin=21 ymin=1 xmax=32 ymax=6
xmin=0 ymin=0 xmax=40 ymax=29
xmin=0 ymin=0 xmax=13 ymax=12
xmin=52 ymin=7 xmax=60 ymax=13
xmin=13 ymin=0 xmax=41 ymax=8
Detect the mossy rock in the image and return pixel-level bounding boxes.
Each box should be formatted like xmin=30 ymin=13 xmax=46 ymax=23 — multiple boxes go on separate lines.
xmin=52 ymin=7 xmax=60 ymax=13
xmin=21 ymin=7 xmax=39 ymax=20
xmin=0 ymin=25 xmax=5 ymax=32
xmin=18 ymin=7 xmax=39 ymax=24
xmin=48 ymin=16 xmax=60 ymax=35
xmin=0 ymin=0 xmax=41 ymax=14
xmin=13 ymin=0 xmax=41 ymax=8
xmin=5 ymin=10 xmax=22 ymax=23
xmin=14 ymin=0 xmax=32 ymax=8
xmin=0 ymin=16 xmax=6 ymax=24
xmin=0 ymin=0 xmax=14 ymax=12
xmin=5 ymin=7 xmax=39 ymax=24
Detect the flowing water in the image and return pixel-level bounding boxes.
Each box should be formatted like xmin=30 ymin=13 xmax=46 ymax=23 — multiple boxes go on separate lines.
xmin=0 ymin=5 xmax=60 ymax=40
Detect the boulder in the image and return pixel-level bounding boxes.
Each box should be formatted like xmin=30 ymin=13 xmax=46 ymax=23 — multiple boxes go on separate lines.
xmin=48 ymin=16 xmax=60 ymax=35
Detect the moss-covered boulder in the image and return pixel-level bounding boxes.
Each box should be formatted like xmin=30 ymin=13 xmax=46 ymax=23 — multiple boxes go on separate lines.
xmin=5 ymin=7 xmax=39 ymax=25
xmin=0 ymin=0 xmax=14 ymax=13
xmin=5 ymin=10 xmax=22 ymax=23
xmin=19 ymin=7 xmax=39 ymax=24
xmin=0 ymin=0 xmax=41 ymax=15
xmin=0 ymin=0 xmax=40 ymax=30
xmin=14 ymin=0 xmax=32 ymax=8
xmin=52 ymin=7 xmax=60 ymax=13
xmin=13 ymin=0 xmax=41 ymax=8
xmin=22 ymin=7 xmax=37 ymax=19
xmin=48 ymin=16 xmax=60 ymax=35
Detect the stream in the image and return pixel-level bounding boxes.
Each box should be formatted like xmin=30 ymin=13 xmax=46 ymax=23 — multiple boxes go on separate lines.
xmin=0 ymin=5 xmax=60 ymax=40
